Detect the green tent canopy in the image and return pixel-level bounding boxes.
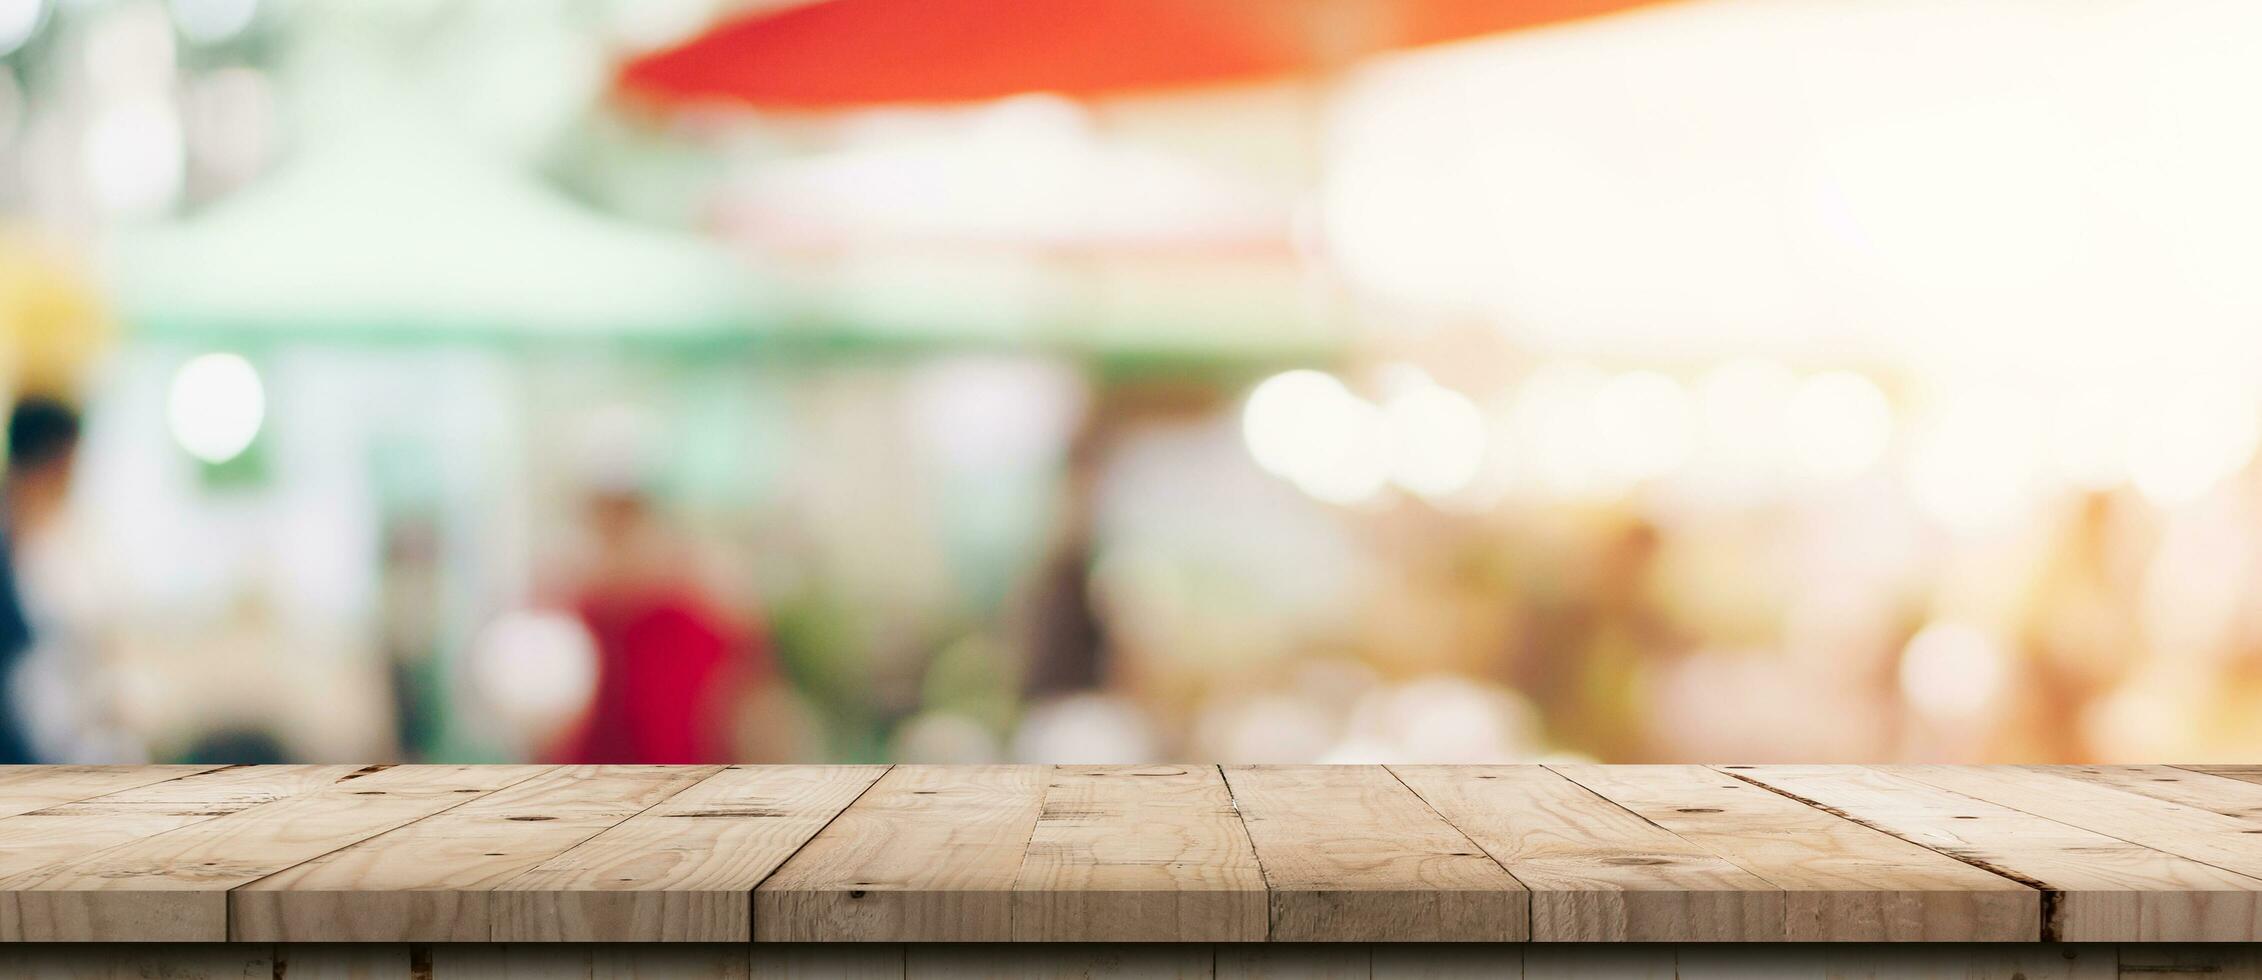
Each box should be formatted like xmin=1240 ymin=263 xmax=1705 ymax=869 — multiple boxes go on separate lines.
xmin=106 ymin=107 xmax=768 ymax=350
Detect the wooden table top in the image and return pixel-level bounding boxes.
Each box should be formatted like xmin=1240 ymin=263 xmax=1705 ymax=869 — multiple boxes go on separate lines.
xmin=1 ymin=763 xmax=2260 ymax=944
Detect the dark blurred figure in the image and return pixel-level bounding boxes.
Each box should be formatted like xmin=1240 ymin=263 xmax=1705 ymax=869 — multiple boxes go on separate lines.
xmin=176 ymin=727 xmax=291 ymax=765
xmin=555 ymin=488 xmax=756 ymax=764
xmin=0 ymin=396 xmax=80 ymax=763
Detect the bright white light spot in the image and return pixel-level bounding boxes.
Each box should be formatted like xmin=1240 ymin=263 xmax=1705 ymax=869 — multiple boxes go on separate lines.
xmin=1009 ymin=693 xmax=1157 ymax=764
xmin=1688 ymin=358 xmax=1797 ymax=500
xmin=168 ymin=0 xmax=255 ymax=44
xmin=1244 ymin=370 xmax=1343 ymax=478
xmin=167 ymin=352 xmax=264 ymax=464
xmin=84 ymin=97 xmax=183 ymax=216
xmin=1591 ymin=370 xmax=1694 ymax=482
xmin=1698 ymin=358 xmax=1796 ymax=464
xmin=0 ymin=0 xmax=41 ymax=58
xmin=1787 ymin=370 xmax=1893 ymax=482
xmin=1380 ymin=379 xmax=1487 ymax=499
xmin=1512 ymin=361 xmax=1609 ymax=498
xmin=1242 ymin=370 xmax=1390 ymax=505
xmin=2127 ymin=379 xmax=2259 ymax=508
xmin=470 ymin=609 xmax=598 ymax=735
xmin=1899 ymin=621 xmax=2006 ymax=720
xmin=2046 ymin=381 xmax=2135 ymax=491
xmin=1905 ymin=386 xmax=2043 ymax=533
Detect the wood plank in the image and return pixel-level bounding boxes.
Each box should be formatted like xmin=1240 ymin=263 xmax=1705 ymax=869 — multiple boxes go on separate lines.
xmin=1392 ymin=764 xmax=1783 ymax=941
xmin=1222 ymin=764 xmax=1526 ymax=942
xmin=0 ymin=765 xmax=368 ymax=888
xmin=1010 ymin=765 xmax=1267 ymax=942
xmin=232 ymin=765 xmax=715 ymax=942
xmin=2050 ymin=764 xmax=2262 ymax=821
xmin=0 ymin=765 xmax=399 ymax=942
xmin=2185 ymin=764 xmax=2262 ymax=788
xmin=1554 ymin=764 xmax=2037 ymax=941
xmin=755 ymin=765 xmax=1044 ymax=942
xmin=0 ymin=765 xmax=215 ymax=819
xmin=489 ymin=765 xmax=885 ymax=942
xmin=1888 ymin=765 xmax=2262 ymax=893
xmin=0 ymin=764 xmax=547 ymax=941
xmin=1733 ymin=765 xmax=2262 ymax=941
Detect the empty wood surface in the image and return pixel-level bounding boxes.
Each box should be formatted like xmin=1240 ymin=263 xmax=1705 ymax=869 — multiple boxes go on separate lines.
xmin=2048 ymin=764 xmax=2262 ymax=821
xmin=1557 ymin=764 xmax=2038 ymax=941
xmin=232 ymin=765 xmax=707 ymax=942
xmin=3 ymin=765 xmax=547 ymax=941
xmin=1734 ymin=764 xmax=2262 ymax=941
xmin=492 ymin=765 xmax=886 ymax=942
xmin=1892 ymin=764 xmax=2262 ymax=881
xmin=1391 ymin=764 xmax=1781 ymax=941
xmin=16 ymin=764 xmax=2262 ymax=942
xmin=0 ymin=766 xmax=217 ymax=820
xmin=754 ymin=765 xmax=1044 ymax=942
xmin=2185 ymin=764 xmax=2262 ymax=787
xmin=1009 ymin=765 xmax=1266 ymax=942
xmin=1223 ymin=765 xmax=1526 ymax=942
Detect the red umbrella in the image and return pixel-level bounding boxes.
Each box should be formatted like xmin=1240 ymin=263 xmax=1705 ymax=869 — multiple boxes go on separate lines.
xmin=620 ymin=0 xmax=1672 ymax=109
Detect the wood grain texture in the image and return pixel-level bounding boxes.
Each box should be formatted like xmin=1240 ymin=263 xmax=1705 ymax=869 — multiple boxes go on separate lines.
xmin=1392 ymin=764 xmax=1782 ymax=941
xmin=755 ymin=765 xmax=1044 ymax=942
xmin=1887 ymin=764 xmax=2262 ymax=927
xmin=232 ymin=765 xmax=710 ymax=942
xmin=490 ymin=765 xmax=885 ymax=942
xmin=0 ymin=765 xmax=368 ymax=889
xmin=1010 ymin=765 xmax=1267 ymax=942
xmin=2049 ymin=764 xmax=2262 ymax=821
xmin=0 ymin=765 xmax=216 ymax=819
xmin=1556 ymin=764 xmax=2038 ymax=941
xmin=7 ymin=764 xmax=549 ymax=942
xmin=1223 ymin=765 xmax=1526 ymax=942
xmin=10 ymin=764 xmax=2262 ymax=945
xmin=0 ymin=765 xmax=537 ymax=942
xmin=2184 ymin=764 xmax=2262 ymax=787
xmin=1735 ymin=765 xmax=2262 ymax=941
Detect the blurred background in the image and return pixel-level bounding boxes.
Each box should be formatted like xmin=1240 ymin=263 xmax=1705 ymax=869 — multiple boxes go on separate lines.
xmin=3 ymin=0 xmax=2261 ymax=767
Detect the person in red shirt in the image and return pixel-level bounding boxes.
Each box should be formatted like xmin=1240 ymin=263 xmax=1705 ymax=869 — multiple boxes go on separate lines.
xmin=553 ymin=488 xmax=756 ymax=765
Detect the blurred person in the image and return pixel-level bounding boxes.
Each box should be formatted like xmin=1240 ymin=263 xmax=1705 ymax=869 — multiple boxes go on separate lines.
xmin=379 ymin=514 xmax=447 ymax=760
xmin=1515 ymin=517 xmax=1682 ymax=761
xmin=2010 ymin=491 xmax=2143 ymax=761
xmin=0 ymin=396 xmax=140 ymax=762
xmin=552 ymin=484 xmax=763 ymax=764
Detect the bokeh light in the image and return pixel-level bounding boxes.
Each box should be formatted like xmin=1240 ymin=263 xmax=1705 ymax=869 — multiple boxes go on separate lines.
xmin=166 ymin=352 xmax=265 ymax=464
xmin=1899 ymin=621 xmax=2007 ymax=722
xmin=1786 ymin=370 xmax=1893 ymax=483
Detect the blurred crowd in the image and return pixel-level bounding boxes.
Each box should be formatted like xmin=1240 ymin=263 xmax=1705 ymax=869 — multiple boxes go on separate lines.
xmin=5 ymin=0 xmax=2262 ymax=766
